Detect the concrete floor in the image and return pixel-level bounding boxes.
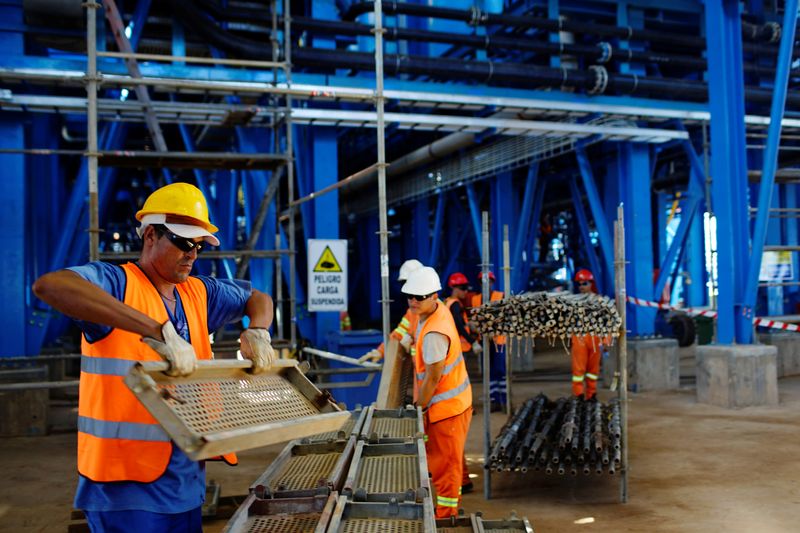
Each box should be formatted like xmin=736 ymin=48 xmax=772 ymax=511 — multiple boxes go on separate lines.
xmin=2 ymin=348 xmax=800 ymax=532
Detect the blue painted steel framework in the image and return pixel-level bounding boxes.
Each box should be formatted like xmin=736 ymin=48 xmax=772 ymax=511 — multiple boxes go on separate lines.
xmin=2 ymin=0 xmax=799 ymax=355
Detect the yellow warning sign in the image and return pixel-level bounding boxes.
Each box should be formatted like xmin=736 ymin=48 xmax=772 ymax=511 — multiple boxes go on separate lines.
xmin=313 ymin=245 xmax=342 ymax=272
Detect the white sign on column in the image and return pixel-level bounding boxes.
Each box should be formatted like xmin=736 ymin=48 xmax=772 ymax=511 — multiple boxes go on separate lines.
xmin=307 ymin=239 xmax=348 ymax=312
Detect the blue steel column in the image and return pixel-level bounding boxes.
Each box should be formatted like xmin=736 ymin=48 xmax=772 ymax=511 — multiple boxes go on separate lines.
xmin=491 ymin=172 xmax=515 ymax=283
xmin=576 ymin=147 xmax=614 ymax=288
xmin=512 ymin=164 xmax=539 ymax=292
xmin=617 ymin=143 xmax=655 ymax=335
xmin=704 ymin=0 xmax=754 ymax=344
xmin=785 ymin=185 xmax=799 ymax=310
xmin=0 ymin=115 xmax=24 ymax=357
xmin=311 ymin=128 xmax=340 ymax=346
xmin=742 ymin=1 xmax=798 ymax=338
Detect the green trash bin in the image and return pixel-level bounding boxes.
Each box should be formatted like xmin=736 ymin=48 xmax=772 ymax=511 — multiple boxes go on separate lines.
xmin=694 ymin=316 xmax=714 ymax=345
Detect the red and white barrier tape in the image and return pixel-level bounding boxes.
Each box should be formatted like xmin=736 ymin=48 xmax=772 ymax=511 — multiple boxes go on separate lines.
xmin=625 ymin=296 xmax=800 ymax=332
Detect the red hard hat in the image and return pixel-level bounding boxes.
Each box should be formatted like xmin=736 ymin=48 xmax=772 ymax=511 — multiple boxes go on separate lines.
xmin=478 ymin=271 xmax=496 ymax=282
xmin=448 ymin=272 xmax=469 ymax=287
xmin=575 ymin=269 xmax=595 ymax=282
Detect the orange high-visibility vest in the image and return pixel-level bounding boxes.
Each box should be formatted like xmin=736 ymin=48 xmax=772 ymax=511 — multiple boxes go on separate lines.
xmin=414 ymin=302 xmax=472 ymax=424
xmin=78 ymin=262 xmax=235 ymax=482
xmin=444 ymin=296 xmax=472 ymax=352
xmin=470 ymin=291 xmax=506 ymax=345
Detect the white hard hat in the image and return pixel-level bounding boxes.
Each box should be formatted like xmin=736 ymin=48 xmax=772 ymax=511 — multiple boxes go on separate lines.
xmin=402 ymin=266 xmax=442 ymax=296
xmin=397 ymin=259 xmax=424 ymax=282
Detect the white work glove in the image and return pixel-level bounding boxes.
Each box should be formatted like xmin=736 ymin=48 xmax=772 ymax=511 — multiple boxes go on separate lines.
xmin=141 ymin=321 xmax=198 ymax=377
xmin=239 ymin=328 xmax=275 ymax=374
xmin=472 ymin=341 xmax=483 ymax=355
xmin=358 ymin=348 xmax=382 ymax=364
xmin=399 ymin=333 xmax=414 ymax=351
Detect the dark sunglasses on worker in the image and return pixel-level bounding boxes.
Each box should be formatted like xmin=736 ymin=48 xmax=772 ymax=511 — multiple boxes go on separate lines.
xmin=578 ymin=281 xmax=592 ymax=286
xmin=404 ymin=293 xmax=433 ymax=301
xmin=153 ymin=225 xmax=204 ymax=254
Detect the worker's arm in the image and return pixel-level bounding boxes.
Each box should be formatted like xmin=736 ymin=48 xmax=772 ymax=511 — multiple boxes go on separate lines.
xmin=243 ymin=288 xmax=274 ymax=329
xmin=417 ymin=359 xmax=445 ymax=410
xmin=449 ymin=301 xmax=476 ymax=344
xmin=33 ymin=269 xmax=162 ymax=339
xmin=34 ymin=269 xmax=195 ymax=376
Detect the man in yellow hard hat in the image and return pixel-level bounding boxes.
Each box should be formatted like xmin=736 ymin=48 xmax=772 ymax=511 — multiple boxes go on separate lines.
xmin=33 ymin=182 xmax=275 ymax=532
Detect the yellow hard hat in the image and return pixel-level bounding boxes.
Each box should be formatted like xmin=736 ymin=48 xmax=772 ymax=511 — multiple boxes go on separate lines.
xmin=135 ymin=182 xmax=218 ymax=233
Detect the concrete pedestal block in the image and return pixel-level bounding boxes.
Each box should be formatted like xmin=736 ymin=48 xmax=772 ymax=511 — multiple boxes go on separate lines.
xmin=696 ymin=345 xmax=778 ymax=408
xmin=0 ymin=366 xmax=48 ymax=437
xmin=602 ymin=338 xmax=679 ymax=391
xmin=758 ymin=332 xmax=800 ymax=377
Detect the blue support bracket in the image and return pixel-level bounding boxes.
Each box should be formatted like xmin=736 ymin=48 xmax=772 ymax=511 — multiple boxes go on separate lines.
xmin=653 ymin=135 xmax=706 ymax=301
xmin=428 ymin=193 xmax=445 ymax=268
xmin=575 ymin=146 xmax=614 ymax=282
xmin=569 ymin=175 xmax=604 ymax=295
xmin=518 ymin=179 xmax=547 ymax=290
xmin=742 ymin=0 xmax=798 ymax=339
xmin=466 ymin=183 xmax=483 ymax=257
xmin=512 ymin=163 xmax=539 ymax=291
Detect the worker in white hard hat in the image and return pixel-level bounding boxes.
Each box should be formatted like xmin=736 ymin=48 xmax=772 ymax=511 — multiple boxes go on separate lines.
xmin=404 ymin=266 xmax=472 ymax=518
xmin=358 ymin=258 xmax=424 ymax=363
xmin=33 ymin=181 xmax=276 ymax=533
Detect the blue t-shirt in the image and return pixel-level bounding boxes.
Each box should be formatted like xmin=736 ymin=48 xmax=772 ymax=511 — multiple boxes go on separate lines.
xmin=68 ymin=262 xmax=252 ymax=513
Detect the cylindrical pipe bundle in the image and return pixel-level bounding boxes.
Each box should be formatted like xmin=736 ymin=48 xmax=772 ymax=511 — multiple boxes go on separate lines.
xmin=488 ymin=395 xmax=623 ymax=476
xmin=470 ymin=292 xmax=622 ymax=344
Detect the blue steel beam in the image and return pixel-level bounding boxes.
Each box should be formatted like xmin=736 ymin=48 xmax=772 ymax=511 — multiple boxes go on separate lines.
xmin=704 ymin=0 xmax=753 ymax=344
xmin=491 ymin=172 xmax=515 ymax=281
xmin=512 ymin=163 xmax=539 ymax=291
xmin=742 ymin=0 xmax=798 ymax=340
xmin=1 ymin=114 xmax=24 ymax=357
xmin=465 ymin=183 xmax=483 ymax=257
xmin=518 ymin=179 xmax=547 ymax=289
xmin=569 ymin=175 xmax=604 ymax=295
xmin=429 ymin=193 xmax=445 ymax=268
xmin=311 ymin=127 xmax=340 ymax=347
xmin=618 ymin=143 xmax=655 ymax=335
xmin=653 ymin=135 xmax=706 ymax=301
xmin=575 ymin=146 xmax=614 ymax=279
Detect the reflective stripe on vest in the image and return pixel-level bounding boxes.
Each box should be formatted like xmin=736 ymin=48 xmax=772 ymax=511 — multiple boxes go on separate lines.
xmin=79 ymin=415 xmax=169 ymax=442
xmin=81 ymin=356 xmax=136 ymax=376
xmin=429 ymin=375 xmax=470 ymax=407
xmin=77 ymin=262 xmax=215 ymax=483
xmin=416 ymin=353 xmax=464 ymax=382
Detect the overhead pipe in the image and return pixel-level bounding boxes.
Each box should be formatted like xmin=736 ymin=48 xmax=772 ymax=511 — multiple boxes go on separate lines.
xmin=289 ymin=16 xmax=777 ymax=76
xmin=176 ymin=2 xmax=793 ymax=105
xmin=291 ymin=47 xmax=800 ymax=107
xmin=343 ymin=1 xmax=786 ymax=55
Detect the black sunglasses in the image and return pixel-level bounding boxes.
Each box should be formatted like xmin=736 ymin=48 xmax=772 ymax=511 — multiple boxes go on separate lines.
xmin=453 ymin=284 xmax=469 ymax=291
xmin=577 ymin=281 xmax=592 ymax=286
xmin=404 ymin=293 xmax=433 ymax=302
xmin=153 ymin=225 xmax=204 ymax=254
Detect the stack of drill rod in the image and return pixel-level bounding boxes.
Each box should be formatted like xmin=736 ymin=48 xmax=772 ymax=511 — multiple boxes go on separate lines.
xmin=488 ymin=394 xmax=622 ymax=476
xmin=469 ymin=292 xmax=621 ymax=343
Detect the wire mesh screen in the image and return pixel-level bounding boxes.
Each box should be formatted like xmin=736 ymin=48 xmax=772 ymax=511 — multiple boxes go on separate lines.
xmin=310 ymin=414 xmax=357 ymax=442
xmin=270 ymin=452 xmax=341 ymax=492
xmin=157 ymin=375 xmax=319 ymax=434
xmin=340 ymin=519 xmax=425 ymax=533
xmin=358 ymin=455 xmax=418 ymax=493
xmin=370 ymin=418 xmax=417 ymax=440
xmin=482 ymin=528 xmax=528 ymax=533
xmin=245 ymin=513 xmax=323 ymax=533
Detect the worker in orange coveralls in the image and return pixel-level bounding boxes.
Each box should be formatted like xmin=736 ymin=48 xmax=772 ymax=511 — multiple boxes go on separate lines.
xmin=404 ymin=266 xmax=472 ymax=518
xmin=571 ymin=268 xmax=608 ymax=400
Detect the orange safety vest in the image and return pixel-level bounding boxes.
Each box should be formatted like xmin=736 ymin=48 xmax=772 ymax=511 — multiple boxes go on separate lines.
xmin=414 ymin=302 xmax=472 ymax=424
xmin=78 ymin=262 xmax=235 ymax=483
xmin=444 ymin=296 xmax=472 ymax=353
xmin=470 ymin=291 xmax=506 ymax=345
